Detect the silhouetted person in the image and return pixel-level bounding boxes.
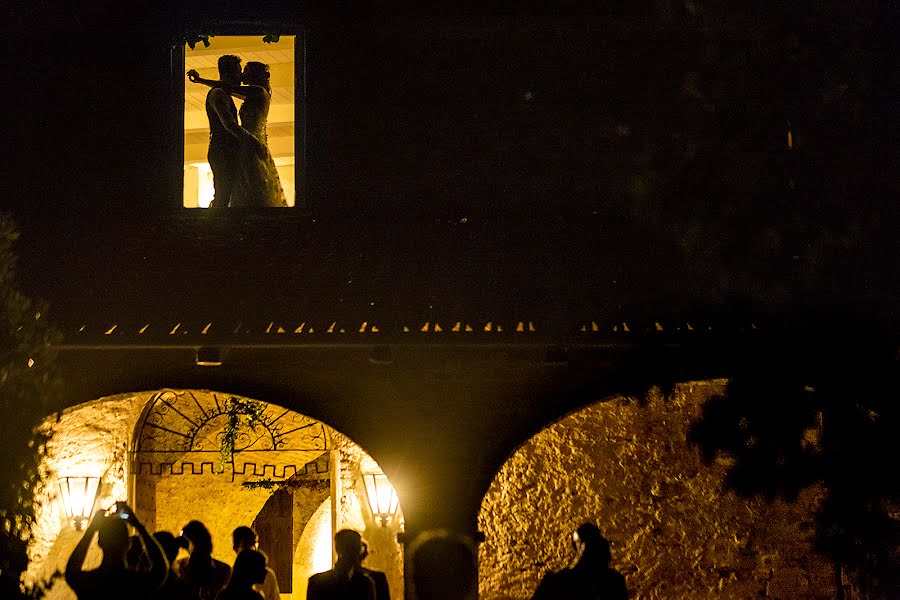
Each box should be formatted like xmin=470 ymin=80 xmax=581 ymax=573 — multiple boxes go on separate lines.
xmin=307 ymin=529 xmax=375 ymax=600
xmin=174 ymin=520 xmax=231 ymax=600
xmin=359 ymin=540 xmax=390 ymax=600
xmin=232 ymin=61 xmax=287 ymax=207
xmin=409 ymin=530 xmax=477 ymax=600
xmin=188 ymin=55 xmax=265 ymax=208
xmin=217 ymin=549 xmax=268 ymax=600
xmin=151 ymin=531 xmax=191 ymax=600
xmin=232 ymin=526 xmax=280 ymax=600
xmin=65 ymin=504 xmax=167 ymax=600
xmin=531 ymin=523 xmax=628 ymax=600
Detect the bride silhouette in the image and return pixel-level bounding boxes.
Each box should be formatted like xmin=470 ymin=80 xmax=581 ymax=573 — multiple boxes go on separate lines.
xmin=188 ymin=61 xmax=287 ymax=207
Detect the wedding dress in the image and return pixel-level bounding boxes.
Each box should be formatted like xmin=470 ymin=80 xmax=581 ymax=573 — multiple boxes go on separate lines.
xmin=232 ymin=86 xmax=287 ymax=207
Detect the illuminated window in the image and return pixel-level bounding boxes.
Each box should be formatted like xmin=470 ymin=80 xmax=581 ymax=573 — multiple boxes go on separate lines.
xmin=183 ymin=35 xmax=298 ymax=208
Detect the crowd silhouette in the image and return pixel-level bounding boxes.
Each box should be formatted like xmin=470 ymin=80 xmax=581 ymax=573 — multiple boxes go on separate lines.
xmin=232 ymin=527 xmax=280 ymax=600
xmin=65 ymin=503 xmax=626 ymax=599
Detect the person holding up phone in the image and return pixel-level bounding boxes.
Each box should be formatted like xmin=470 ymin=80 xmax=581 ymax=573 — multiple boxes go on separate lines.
xmin=65 ymin=502 xmax=168 ymax=600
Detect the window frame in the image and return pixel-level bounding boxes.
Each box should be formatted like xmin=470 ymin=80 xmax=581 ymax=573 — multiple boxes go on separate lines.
xmin=172 ymin=28 xmax=308 ymax=213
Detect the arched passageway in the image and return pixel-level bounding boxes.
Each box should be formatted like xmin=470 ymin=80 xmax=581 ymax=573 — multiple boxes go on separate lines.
xmin=27 ymin=389 xmax=404 ymax=600
xmin=477 ymin=380 xmax=834 ymax=600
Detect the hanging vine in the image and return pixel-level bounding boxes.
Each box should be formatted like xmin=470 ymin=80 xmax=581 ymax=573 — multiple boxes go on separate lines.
xmin=241 ymin=478 xmax=330 ymax=494
xmin=183 ymin=34 xmax=281 ymax=50
xmin=218 ymin=396 xmax=266 ymax=473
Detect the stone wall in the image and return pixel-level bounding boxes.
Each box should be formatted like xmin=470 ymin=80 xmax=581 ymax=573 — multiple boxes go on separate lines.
xmin=478 ymin=380 xmax=834 ymax=600
xmin=150 ymin=473 xmax=273 ymax=566
xmin=26 ymin=392 xmax=148 ymax=598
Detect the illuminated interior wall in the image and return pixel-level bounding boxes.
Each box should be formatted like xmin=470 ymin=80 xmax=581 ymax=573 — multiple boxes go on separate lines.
xmin=293 ymin=497 xmax=333 ymax=599
xmin=184 ymin=36 xmax=296 ymax=207
xmin=149 ymin=474 xmax=274 ymax=566
xmin=478 ymin=381 xmax=835 ymax=600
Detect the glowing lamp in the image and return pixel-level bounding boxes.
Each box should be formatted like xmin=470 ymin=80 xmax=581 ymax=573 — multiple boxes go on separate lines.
xmin=362 ymin=473 xmax=399 ymax=527
xmin=57 ymin=476 xmax=100 ymax=531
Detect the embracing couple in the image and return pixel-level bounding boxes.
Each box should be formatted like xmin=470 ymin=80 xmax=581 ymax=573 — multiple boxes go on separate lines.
xmin=188 ymin=55 xmax=287 ymax=207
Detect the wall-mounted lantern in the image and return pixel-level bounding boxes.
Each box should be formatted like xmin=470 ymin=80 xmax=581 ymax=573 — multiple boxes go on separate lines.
xmin=57 ymin=476 xmax=100 ymax=531
xmin=362 ymin=472 xmax=400 ymax=527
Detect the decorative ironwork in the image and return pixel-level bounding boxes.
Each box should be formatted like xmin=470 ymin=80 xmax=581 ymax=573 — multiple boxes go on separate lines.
xmin=133 ymin=390 xmax=329 ymax=477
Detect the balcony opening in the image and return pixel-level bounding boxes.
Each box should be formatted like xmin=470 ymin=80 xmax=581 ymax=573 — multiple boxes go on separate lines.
xmin=183 ymin=35 xmax=297 ymax=208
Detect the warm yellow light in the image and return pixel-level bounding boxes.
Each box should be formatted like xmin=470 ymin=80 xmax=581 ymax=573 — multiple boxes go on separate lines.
xmin=311 ymin=505 xmax=333 ymax=572
xmin=183 ymin=35 xmax=297 ymax=208
xmin=363 ymin=473 xmax=400 ymax=527
xmin=57 ymin=476 xmax=100 ymax=531
xmin=186 ymin=163 xmax=215 ymax=209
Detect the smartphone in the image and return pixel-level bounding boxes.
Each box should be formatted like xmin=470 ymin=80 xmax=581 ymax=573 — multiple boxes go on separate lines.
xmin=113 ymin=501 xmax=129 ymax=519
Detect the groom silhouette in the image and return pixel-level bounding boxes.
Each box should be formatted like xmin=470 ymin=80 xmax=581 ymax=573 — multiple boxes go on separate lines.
xmin=202 ymin=55 xmax=241 ymax=207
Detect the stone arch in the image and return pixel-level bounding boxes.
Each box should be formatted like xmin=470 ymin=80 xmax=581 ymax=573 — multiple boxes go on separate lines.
xmin=133 ymin=389 xmax=331 ymax=472
xmin=28 ymin=389 xmax=404 ymax=600
xmin=477 ymin=380 xmax=834 ymax=600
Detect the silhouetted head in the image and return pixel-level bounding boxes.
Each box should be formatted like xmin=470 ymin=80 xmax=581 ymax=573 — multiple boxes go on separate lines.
xmin=153 ymin=531 xmax=185 ymax=564
xmin=230 ymin=548 xmax=268 ymax=588
xmin=96 ymin=515 xmax=129 ymax=559
xmin=410 ymin=530 xmax=477 ymax=600
xmin=573 ymin=523 xmax=611 ymax=566
xmin=334 ymin=529 xmax=363 ymax=561
xmin=218 ymin=55 xmax=242 ymax=85
xmin=232 ymin=526 xmax=258 ymax=553
xmin=242 ymin=62 xmax=271 ymax=91
xmin=181 ymin=520 xmax=213 ymax=555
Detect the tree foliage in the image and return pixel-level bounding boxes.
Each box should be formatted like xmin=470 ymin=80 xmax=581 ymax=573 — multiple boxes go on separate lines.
xmin=689 ymin=315 xmax=899 ymax=598
xmin=0 ymin=214 xmax=60 ymax=599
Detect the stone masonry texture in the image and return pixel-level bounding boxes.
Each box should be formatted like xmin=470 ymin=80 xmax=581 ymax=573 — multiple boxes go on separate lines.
xmin=478 ymin=380 xmax=834 ymax=599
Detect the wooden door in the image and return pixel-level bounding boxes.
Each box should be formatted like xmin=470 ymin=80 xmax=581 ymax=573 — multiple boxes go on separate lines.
xmin=253 ymin=488 xmax=293 ymax=592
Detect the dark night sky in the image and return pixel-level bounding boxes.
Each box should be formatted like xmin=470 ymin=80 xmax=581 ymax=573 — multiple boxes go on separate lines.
xmin=6 ymin=1 xmax=899 ymax=328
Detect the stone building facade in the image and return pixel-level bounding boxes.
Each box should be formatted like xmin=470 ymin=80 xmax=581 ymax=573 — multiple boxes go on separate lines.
xmin=12 ymin=3 xmax=894 ymax=599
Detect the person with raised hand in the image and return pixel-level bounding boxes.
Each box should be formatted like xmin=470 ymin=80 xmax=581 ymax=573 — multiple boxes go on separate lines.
xmin=65 ymin=503 xmax=167 ymax=600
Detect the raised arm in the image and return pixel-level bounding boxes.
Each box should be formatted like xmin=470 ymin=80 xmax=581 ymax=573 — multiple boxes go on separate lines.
xmin=186 ymin=70 xmax=220 ymax=88
xmin=187 ymin=71 xmax=253 ymax=100
xmin=64 ymin=510 xmax=103 ymax=590
xmin=122 ymin=504 xmax=168 ymax=590
xmin=221 ymin=85 xmax=256 ymax=100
